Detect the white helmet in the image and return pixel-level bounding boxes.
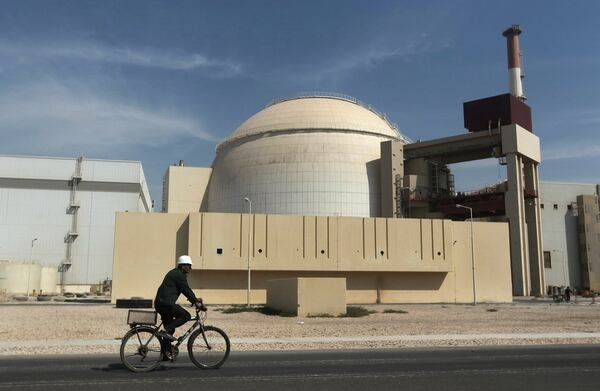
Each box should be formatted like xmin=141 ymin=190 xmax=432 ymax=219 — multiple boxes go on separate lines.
xmin=177 ymin=255 xmax=193 ymax=266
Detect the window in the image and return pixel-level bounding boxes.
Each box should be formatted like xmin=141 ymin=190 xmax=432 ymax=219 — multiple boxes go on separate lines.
xmin=567 ymin=204 xmax=572 ymax=211
xmin=553 ymin=204 xmax=558 ymax=210
xmin=540 ymin=204 xmax=544 ymax=209
xmin=543 ymin=251 xmax=551 ymax=268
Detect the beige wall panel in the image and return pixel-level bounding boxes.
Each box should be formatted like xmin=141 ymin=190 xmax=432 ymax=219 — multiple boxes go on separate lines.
xmin=379 ymin=272 xmax=451 ymax=303
xmin=337 ymin=218 xmax=365 ymax=263
xmin=165 ymin=166 xmax=212 ymax=213
xmin=189 ymin=270 xmax=251 ymax=304
xmin=202 ymin=213 xmax=245 ymax=269
xmin=432 ymin=219 xmax=444 ymax=261
xmin=452 ymin=221 xmax=478 ymax=303
xmin=443 ymin=220 xmax=454 ymax=263
xmin=451 ymin=222 xmax=513 ymax=303
xmin=303 ymin=216 xmax=316 ymax=259
xmin=375 ymin=218 xmax=388 ymax=260
xmin=112 ymin=213 xmax=189 ymax=301
xmin=187 ymin=213 xmax=203 ymax=266
xmin=475 ymin=222 xmax=512 ymax=302
xmin=363 ymin=218 xmax=376 ymax=259
xmin=421 ymin=219 xmax=433 ymax=261
xmin=253 ymin=214 xmax=268 ymax=259
xmin=328 ymin=217 xmax=338 ymax=263
xmin=344 ymin=272 xmax=378 ymax=303
xmin=316 ymin=216 xmax=329 ymax=259
xmin=387 ymin=218 xmax=421 ymax=262
xmin=265 ymin=214 xmax=303 ymax=267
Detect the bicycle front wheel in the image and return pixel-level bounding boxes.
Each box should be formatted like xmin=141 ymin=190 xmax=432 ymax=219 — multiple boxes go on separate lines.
xmin=188 ymin=326 xmax=230 ymax=369
xmin=120 ymin=326 xmax=164 ymax=372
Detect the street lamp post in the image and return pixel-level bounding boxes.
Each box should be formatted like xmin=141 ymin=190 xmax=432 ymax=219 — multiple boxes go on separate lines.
xmin=243 ymin=197 xmax=252 ymax=307
xmin=27 ymin=238 xmax=38 ymax=297
xmin=456 ymin=205 xmax=476 ymax=305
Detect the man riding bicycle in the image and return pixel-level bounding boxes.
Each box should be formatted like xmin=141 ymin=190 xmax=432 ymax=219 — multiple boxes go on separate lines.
xmin=154 ymin=255 xmax=204 ymax=342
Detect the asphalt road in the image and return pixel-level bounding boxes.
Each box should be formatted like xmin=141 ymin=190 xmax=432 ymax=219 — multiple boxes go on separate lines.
xmin=1 ymin=345 xmax=599 ymax=390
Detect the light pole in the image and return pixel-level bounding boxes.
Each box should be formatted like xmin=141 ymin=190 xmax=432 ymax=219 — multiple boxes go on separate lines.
xmin=243 ymin=197 xmax=252 ymax=307
xmin=27 ymin=238 xmax=38 ymax=297
xmin=456 ymin=204 xmax=476 ymax=305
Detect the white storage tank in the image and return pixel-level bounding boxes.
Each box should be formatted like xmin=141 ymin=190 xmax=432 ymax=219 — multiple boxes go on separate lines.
xmin=0 ymin=261 xmax=42 ymax=295
xmin=40 ymin=266 xmax=59 ymax=294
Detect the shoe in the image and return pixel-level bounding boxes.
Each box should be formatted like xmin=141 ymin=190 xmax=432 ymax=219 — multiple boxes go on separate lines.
xmin=157 ymin=330 xmax=176 ymax=342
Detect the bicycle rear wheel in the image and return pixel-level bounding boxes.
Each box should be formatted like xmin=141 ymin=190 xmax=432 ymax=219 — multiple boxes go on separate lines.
xmin=188 ymin=326 xmax=230 ymax=369
xmin=120 ymin=326 xmax=164 ymax=372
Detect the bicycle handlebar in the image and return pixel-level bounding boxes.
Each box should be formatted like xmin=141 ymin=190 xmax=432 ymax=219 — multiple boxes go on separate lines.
xmin=190 ymin=300 xmax=207 ymax=312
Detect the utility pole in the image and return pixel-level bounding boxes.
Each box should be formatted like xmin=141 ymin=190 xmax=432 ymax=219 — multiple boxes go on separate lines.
xmin=243 ymin=197 xmax=252 ymax=306
xmin=27 ymin=238 xmax=38 ymax=297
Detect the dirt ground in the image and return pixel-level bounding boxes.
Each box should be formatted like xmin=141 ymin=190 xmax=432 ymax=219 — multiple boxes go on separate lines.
xmin=1 ymin=300 xmax=599 ymax=355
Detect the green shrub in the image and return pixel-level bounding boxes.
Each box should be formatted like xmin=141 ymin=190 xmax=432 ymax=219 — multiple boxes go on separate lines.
xmin=339 ymin=306 xmax=376 ymax=318
xmin=258 ymin=306 xmax=295 ymax=317
xmin=218 ymin=305 xmax=259 ymax=314
xmin=307 ymin=313 xmax=335 ymax=318
xmin=382 ymin=309 xmax=408 ymax=314
xmin=217 ymin=305 xmax=295 ymax=317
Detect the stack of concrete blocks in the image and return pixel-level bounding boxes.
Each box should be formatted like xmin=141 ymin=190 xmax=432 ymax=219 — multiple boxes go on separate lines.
xmin=267 ymin=277 xmax=346 ymax=317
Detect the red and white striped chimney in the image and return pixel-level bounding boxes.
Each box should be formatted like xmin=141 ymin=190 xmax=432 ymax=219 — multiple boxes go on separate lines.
xmin=502 ymin=25 xmax=526 ymax=101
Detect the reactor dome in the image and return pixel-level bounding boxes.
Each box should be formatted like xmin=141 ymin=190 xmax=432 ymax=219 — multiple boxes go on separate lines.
xmin=204 ymin=94 xmax=408 ymax=217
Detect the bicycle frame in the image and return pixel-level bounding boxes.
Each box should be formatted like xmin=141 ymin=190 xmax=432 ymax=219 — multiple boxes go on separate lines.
xmin=133 ymin=308 xmax=210 ymax=351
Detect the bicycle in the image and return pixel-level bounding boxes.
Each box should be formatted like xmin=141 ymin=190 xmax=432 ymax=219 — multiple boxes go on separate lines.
xmin=120 ymin=305 xmax=230 ymax=372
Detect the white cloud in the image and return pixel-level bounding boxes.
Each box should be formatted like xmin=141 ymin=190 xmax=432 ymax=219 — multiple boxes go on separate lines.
xmin=296 ymin=33 xmax=452 ymax=84
xmin=0 ymin=81 xmax=217 ymax=156
xmin=0 ymin=40 xmax=242 ymax=76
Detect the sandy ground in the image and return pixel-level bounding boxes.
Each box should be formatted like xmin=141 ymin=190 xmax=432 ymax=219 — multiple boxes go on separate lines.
xmin=1 ymin=301 xmax=599 ymax=355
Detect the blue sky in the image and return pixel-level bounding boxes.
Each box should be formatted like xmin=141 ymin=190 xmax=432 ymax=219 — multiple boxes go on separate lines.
xmin=1 ymin=1 xmax=599 ymax=208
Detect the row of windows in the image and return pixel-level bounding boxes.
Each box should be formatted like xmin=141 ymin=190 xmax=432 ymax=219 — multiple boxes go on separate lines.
xmin=540 ymin=203 xmax=573 ymax=210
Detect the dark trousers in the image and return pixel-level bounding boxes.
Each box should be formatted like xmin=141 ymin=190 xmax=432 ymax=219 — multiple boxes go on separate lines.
xmin=155 ymin=304 xmax=191 ymax=334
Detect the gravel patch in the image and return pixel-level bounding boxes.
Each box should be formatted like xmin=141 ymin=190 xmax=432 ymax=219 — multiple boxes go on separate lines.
xmin=1 ymin=302 xmax=599 ymax=355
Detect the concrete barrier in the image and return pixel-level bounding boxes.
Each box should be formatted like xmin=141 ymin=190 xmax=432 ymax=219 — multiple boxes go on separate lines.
xmin=267 ymin=278 xmax=346 ymax=317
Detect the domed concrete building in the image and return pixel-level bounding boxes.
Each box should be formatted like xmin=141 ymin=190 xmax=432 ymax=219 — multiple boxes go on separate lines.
xmin=203 ymin=94 xmax=409 ymax=217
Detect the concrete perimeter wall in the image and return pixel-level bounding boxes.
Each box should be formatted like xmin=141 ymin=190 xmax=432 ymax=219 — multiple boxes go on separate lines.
xmin=112 ymin=212 xmax=512 ymax=304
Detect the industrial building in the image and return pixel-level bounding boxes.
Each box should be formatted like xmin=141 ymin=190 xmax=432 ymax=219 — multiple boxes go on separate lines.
xmin=112 ymin=25 xmax=544 ymax=304
xmin=539 ymin=182 xmax=600 ymax=291
xmin=113 ymin=91 xmax=524 ymax=304
xmin=0 ymin=155 xmax=152 ymax=294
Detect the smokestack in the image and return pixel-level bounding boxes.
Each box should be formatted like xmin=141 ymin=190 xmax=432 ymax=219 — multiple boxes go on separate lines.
xmin=502 ymin=25 xmax=526 ymax=101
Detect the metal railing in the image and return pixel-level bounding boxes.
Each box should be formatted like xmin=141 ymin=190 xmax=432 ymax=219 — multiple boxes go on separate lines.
xmin=266 ymin=92 xmax=413 ymax=143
